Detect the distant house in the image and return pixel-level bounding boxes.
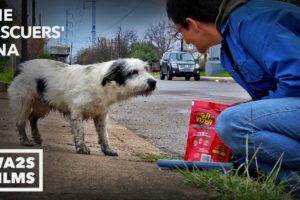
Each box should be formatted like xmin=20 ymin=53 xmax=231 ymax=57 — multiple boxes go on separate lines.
xmin=50 ymin=46 xmax=70 ymax=63
xmin=205 ymin=44 xmax=225 ymax=76
xmin=207 ymin=44 xmax=221 ymax=61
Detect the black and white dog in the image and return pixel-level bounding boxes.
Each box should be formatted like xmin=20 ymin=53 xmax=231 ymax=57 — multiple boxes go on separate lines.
xmin=7 ymin=58 xmax=156 ymax=156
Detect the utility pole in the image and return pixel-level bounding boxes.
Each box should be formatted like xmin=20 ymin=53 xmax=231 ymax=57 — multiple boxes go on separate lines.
xmin=110 ymin=39 xmax=113 ymax=60
xmin=181 ymin=39 xmax=183 ymax=51
xmin=38 ymin=13 xmax=41 ymax=26
xmin=118 ymin=32 xmax=121 ymax=58
xmin=175 ymin=32 xmax=184 ymax=51
xmin=65 ymin=10 xmax=73 ymax=47
xmin=84 ymin=0 xmax=96 ymax=48
xmin=21 ymin=0 xmax=28 ymax=62
xmin=92 ymin=0 xmax=96 ymax=48
xmin=69 ymin=42 xmax=73 ymax=64
xmin=32 ymin=0 xmax=35 ymax=25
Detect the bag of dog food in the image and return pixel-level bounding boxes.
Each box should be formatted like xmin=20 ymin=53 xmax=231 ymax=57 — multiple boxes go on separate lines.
xmin=184 ymin=100 xmax=232 ymax=162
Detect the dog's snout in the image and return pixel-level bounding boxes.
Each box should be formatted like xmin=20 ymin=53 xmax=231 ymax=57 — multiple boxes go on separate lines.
xmin=147 ymin=79 xmax=156 ymax=89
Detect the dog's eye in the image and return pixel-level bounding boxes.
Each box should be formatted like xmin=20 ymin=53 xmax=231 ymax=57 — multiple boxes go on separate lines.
xmin=128 ymin=70 xmax=138 ymax=77
xmin=144 ymin=66 xmax=150 ymax=72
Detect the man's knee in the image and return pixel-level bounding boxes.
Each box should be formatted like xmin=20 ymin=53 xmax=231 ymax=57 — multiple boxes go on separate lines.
xmin=216 ymin=106 xmax=242 ymax=148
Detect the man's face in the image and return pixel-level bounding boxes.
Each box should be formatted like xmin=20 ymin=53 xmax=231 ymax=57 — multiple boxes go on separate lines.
xmin=175 ymin=19 xmax=221 ymax=53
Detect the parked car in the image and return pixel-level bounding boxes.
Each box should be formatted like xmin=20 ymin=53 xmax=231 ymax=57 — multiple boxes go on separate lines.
xmin=160 ymin=51 xmax=200 ymax=81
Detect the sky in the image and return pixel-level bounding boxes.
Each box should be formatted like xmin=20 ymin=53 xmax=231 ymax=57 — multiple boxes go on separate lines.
xmin=9 ymin=0 xmax=169 ymax=56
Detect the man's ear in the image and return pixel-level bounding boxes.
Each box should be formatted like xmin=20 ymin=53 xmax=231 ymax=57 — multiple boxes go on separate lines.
xmin=185 ymin=17 xmax=206 ymax=33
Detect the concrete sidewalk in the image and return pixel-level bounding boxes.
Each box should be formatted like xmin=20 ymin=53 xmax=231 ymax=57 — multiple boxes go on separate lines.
xmin=0 ymin=98 xmax=210 ymax=200
xmin=200 ymin=76 xmax=234 ymax=83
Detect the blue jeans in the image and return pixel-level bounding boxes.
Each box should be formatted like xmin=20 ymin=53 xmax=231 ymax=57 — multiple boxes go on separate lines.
xmin=216 ymin=97 xmax=300 ymax=180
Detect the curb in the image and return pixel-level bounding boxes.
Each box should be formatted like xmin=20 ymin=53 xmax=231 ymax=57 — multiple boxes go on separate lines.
xmin=200 ymin=76 xmax=235 ymax=83
xmin=109 ymin=120 xmax=165 ymax=156
xmin=153 ymin=76 xmax=235 ymax=83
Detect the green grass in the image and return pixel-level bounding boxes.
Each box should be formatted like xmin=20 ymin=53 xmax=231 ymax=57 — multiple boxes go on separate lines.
xmin=179 ymin=145 xmax=300 ymax=200
xmin=0 ymin=67 xmax=13 ymax=83
xmin=200 ymin=71 xmax=230 ymax=77
xmin=149 ymin=72 xmax=160 ymax=76
xmin=214 ymin=71 xmax=230 ymax=77
xmin=180 ymin=168 xmax=298 ymax=200
xmin=136 ymin=153 xmax=175 ymax=163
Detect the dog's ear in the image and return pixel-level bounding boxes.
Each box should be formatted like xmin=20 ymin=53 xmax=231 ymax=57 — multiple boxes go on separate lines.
xmin=36 ymin=78 xmax=47 ymax=95
xmin=102 ymin=60 xmax=127 ymax=86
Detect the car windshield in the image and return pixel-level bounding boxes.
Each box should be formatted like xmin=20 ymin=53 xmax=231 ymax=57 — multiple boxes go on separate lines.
xmin=169 ymin=53 xmax=194 ymax=61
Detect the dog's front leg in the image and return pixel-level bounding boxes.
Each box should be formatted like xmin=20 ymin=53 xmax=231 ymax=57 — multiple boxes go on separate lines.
xmin=93 ymin=115 xmax=118 ymax=156
xmin=70 ymin=115 xmax=90 ymax=154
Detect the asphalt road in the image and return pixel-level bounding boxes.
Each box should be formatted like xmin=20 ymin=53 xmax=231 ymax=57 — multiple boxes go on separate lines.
xmin=110 ymin=77 xmax=251 ymax=157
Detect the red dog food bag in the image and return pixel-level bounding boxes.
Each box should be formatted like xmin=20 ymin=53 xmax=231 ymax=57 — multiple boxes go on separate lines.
xmin=184 ymin=100 xmax=232 ymax=162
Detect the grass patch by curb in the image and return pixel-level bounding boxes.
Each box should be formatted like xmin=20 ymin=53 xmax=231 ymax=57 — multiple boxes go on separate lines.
xmin=179 ymin=139 xmax=300 ymax=199
xmin=180 ymin=169 xmax=298 ymax=200
xmin=200 ymin=71 xmax=230 ymax=77
xmin=213 ymin=71 xmax=230 ymax=77
xmin=149 ymin=72 xmax=160 ymax=77
xmin=135 ymin=153 xmax=175 ymax=163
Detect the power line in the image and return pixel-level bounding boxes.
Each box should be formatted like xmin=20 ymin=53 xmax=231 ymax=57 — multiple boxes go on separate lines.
xmin=72 ymin=0 xmax=145 ymax=53
xmin=101 ymin=0 xmax=145 ymax=34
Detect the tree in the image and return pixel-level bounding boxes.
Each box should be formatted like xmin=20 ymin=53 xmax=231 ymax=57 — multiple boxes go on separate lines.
xmin=76 ymin=48 xmax=98 ymax=65
xmin=144 ymin=20 xmax=176 ymax=56
xmin=0 ymin=0 xmax=8 ymax=48
xmin=0 ymin=0 xmax=14 ymax=71
xmin=0 ymin=0 xmax=47 ymax=62
xmin=115 ymin=26 xmax=138 ymax=58
xmin=27 ymin=38 xmax=48 ymax=60
xmin=0 ymin=0 xmax=12 ymax=55
xmin=76 ymin=27 xmax=138 ymax=64
xmin=96 ymin=37 xmax=115 ymax=61
xmin=129 ymin=42 xmax=159 ymax=63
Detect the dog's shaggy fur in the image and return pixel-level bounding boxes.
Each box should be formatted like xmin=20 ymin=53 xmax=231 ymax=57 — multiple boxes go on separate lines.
xmin=7 ymin=58 xmax=156 ymax=156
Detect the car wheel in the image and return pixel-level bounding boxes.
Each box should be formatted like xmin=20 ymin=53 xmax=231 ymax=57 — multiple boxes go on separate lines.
xmin=185 ymin=76 xmax=190 ymax=81
xmin=167 ymin=68 xmax=173 ymax=80
xmin=160 ymin=68 xmax=165 ymax=80
xmin=194 ymin=75 xmax=200 ymax=81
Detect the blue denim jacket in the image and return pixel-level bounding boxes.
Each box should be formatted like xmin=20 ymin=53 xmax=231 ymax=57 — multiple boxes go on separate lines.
xmin=220 ymin=0 xmax=300 ymax=100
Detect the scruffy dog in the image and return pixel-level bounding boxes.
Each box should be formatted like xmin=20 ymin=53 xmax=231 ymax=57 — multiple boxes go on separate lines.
xmin=7 ymin=58 xmax=156 ymax=156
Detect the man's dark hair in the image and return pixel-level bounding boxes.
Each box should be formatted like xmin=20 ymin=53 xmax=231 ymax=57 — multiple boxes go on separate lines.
xmin=166 ymin=0 xmax=222 ymax=29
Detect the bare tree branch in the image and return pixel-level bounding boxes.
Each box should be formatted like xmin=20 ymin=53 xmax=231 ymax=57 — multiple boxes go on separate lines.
xmin=144 ymin=20 xmax=176 ymax=56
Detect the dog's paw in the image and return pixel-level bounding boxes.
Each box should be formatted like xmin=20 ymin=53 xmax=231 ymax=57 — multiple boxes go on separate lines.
xmin=103 ymin=148 xmax=118 ymax=156
xmin=20 ymin=139 xmax=34 ymax=146
xmin=76 ymin=143 xmax=91 ymax=155
xmin=33 ymin=137 xmax=42 ymax=146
